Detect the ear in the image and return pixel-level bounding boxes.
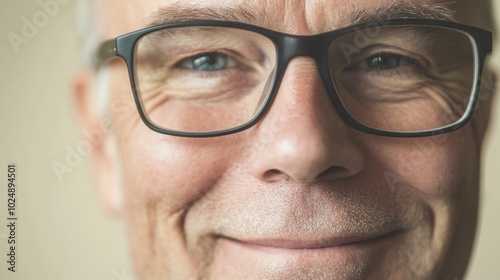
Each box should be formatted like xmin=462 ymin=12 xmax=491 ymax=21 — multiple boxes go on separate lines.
xmin=72 ymin=68 xmax=123 ymax=217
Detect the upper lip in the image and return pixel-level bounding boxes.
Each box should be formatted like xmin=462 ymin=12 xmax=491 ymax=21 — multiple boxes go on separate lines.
xmin=221 ymin=230 xmax=400 ymax=250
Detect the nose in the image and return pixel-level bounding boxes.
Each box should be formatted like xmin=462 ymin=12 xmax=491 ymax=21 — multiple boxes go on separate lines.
xmin=249 ymin=57 xmax=365 ymax=183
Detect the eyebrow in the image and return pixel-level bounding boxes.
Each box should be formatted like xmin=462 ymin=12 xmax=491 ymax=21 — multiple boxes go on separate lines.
xmin=146 ymin=2 xmax=457 ymax=30
xmin=351 ymin=2 xmax=457 ymax=24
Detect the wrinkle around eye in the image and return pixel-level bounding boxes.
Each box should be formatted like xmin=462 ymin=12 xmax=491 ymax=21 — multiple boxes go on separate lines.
xmin=140 ymin=69 xmax=264 ymax=104
xmin=336 ymin=69 xmax=430 ymax=102
xmin=140 ymin=84 xmax=174 ymax=113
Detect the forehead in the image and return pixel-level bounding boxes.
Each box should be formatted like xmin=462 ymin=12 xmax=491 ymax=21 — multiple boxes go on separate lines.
xmin=94 ymin=0 xmax=461 ymax=39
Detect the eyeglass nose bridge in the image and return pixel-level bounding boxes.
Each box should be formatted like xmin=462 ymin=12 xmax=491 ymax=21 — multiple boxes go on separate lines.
xmin=273 ymin=34 xmax=333 ymax=96
xmin=274 ymin=34 xmax=335 ymax=94
xmin=278 ymin=35 xmax=326 ymax=62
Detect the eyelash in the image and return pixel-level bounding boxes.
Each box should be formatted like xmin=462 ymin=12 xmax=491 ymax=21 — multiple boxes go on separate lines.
xmin=349 ymin=51 xmax=425 ymax=76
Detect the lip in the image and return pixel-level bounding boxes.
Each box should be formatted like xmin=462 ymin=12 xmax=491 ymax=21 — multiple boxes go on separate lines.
xmin=220 ymin=230 xmax=402 ymax=250
xmin=209 ymin=230 xmax=405 ymax=278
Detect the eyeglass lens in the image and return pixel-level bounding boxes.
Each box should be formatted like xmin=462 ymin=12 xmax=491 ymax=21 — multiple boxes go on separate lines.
xmin=133 ymin=25 xmax=476 ymax=134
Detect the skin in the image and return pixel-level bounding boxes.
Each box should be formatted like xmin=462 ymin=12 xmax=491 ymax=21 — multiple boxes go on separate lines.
xmin=74 ymin=0 xmax=495 ymax=279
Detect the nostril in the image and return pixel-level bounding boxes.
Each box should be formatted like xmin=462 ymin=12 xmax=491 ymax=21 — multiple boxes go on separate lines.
xmin=261 ymin=166 xmax=350 ymax=183
xmin=262 ymin=169 xmax=290 ymax=182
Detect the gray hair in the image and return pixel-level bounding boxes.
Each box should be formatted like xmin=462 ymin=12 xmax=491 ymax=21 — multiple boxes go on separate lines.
xmin=76 ymin=0 xmax=97 ymax=65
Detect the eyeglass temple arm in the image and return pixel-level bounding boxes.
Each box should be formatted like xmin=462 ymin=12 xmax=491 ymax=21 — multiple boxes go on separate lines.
xmin=93 ymin=39 xmax=117 ymax=69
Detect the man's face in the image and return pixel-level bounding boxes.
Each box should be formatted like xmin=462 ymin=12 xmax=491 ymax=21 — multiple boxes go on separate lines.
xmin=79 ymin=0 xmax=492 ymax=279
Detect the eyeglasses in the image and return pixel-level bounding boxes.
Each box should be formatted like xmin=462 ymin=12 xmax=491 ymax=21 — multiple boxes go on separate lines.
xmin=95 ymin=19 xmax=492 ymax=138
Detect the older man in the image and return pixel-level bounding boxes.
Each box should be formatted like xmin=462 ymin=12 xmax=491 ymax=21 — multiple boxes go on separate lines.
xmin=74 ymin=0 xmax=494 ymax=279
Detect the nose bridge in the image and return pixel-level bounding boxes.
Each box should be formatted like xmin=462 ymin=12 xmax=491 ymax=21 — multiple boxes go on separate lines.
xmin=249 ymin=49 xmax=365 ymax=182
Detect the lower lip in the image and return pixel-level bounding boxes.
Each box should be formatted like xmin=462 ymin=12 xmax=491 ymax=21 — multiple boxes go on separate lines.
xmin=214 ymin=231 xmax=402 ymax=268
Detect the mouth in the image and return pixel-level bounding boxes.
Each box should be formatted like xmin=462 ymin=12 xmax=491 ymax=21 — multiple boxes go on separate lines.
xmin=220 ymin=230 xmax=402 ymax=251
xmin=223 ymin=230 xmax=402 ymax=250
xmin=209 ymin=229 xmax=406 ymax=277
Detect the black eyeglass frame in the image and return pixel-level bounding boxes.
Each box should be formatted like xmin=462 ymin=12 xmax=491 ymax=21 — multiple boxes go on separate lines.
xmin=95 ymin=19 xmax=493 ymax=138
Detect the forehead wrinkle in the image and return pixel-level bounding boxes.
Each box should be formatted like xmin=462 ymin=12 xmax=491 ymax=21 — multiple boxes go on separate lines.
xmin=145 ymin=1 xmax=457 ymax=34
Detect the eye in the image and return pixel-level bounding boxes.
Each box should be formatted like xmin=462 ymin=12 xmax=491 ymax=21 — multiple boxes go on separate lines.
xmin=365 ymin=54 xmax=409 ymax=70
xmin=180 ymin=52 xmax=229 ymax=72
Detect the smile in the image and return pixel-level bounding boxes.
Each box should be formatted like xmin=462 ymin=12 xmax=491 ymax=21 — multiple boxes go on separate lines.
xmin=220 ymin=229 xmax=402 ymax=251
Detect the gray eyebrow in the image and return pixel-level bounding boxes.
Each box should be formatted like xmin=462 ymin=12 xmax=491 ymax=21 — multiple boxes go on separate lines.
xmin=146 ymin=5 xmax=262 ymax=27
xmin=350 ymin=2 xmax=457 ymax=25
xmin=146 ymin=2 xmax=457 ymax=30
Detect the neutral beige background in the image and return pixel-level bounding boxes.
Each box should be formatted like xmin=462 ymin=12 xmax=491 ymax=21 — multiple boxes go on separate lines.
xmin=0 ymin=1 xmax=498 ymax=279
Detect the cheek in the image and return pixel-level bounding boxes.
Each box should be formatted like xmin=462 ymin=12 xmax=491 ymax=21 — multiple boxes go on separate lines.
xmin=119 ymin=130 xmax=234 ymax=215
xmin=370 ymin=130 xmax=476 ymax=196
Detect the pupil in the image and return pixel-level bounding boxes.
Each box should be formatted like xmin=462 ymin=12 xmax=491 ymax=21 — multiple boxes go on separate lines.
xmin=192 ymin=53 xmax=226 ymax=71
xmin=368 ymin=55 xmax=400 ymax=70
xmin=206 ymin=55 xmax=217 ymax=65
